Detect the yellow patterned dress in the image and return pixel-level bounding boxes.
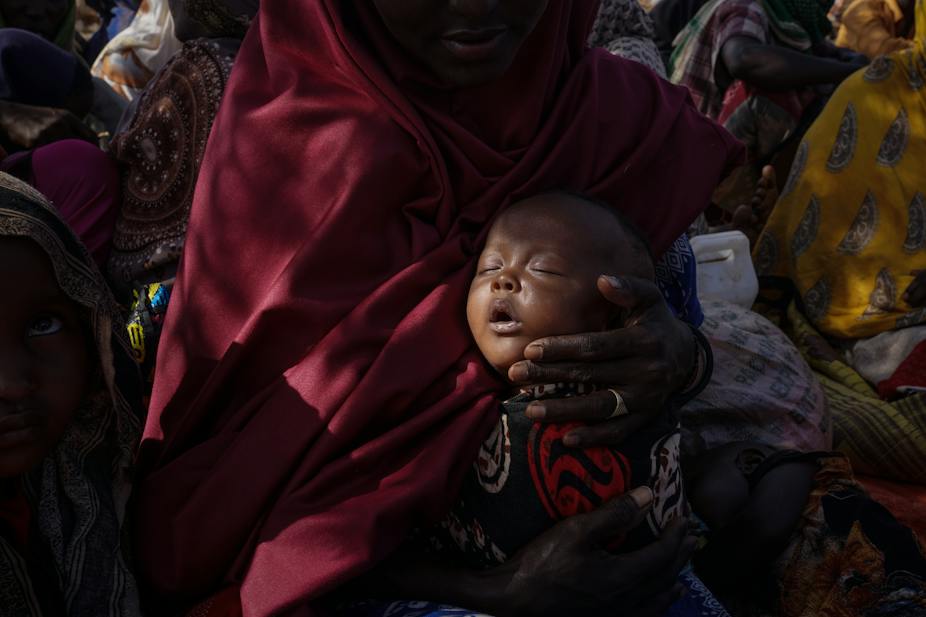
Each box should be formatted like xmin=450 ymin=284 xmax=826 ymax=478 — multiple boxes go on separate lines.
xmin=754 ymin=1 xmax=926 ymax=483
xmin=755 ymin=2 xmax=926 ymax=340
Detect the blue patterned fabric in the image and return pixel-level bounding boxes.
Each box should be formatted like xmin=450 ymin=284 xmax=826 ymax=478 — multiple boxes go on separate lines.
xmin=338 ymin=571 xmax=729 ymax=617
xmin=657 ymin=235 xmax=703 ymax=328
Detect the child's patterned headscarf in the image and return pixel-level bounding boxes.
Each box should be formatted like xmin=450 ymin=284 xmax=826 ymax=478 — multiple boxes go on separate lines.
xmin=0 ymin=172 xmax=142 ymax=616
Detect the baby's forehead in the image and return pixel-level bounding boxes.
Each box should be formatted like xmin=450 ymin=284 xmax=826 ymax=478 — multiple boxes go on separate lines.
xmin=486 ymin=193 xmax=654 ymax=275
xmin=490 ymin=196 xmax=624 ymax=247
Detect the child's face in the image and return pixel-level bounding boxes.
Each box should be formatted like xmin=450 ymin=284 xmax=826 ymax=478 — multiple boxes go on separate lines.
xmin=0 ymin=238 xmax=91 ymax=477
xmin=467 ymin=194 xmax=638 ymax=378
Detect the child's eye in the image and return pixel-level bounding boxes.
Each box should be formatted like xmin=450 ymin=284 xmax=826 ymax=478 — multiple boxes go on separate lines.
xmin=479 ymin=265 xmax=501 ymax=274
xmin=531 ymin=266 xmax=562 ymax=276
xmin=27 ymin=315 xmax=64 ymax=338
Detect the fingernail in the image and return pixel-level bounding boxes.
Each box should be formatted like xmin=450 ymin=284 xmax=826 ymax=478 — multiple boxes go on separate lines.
xmin=525 ymin=403 xmax=545 ymax=420
xmin=508 ymin=363 xmax=528 ymax=382
xmin=603 ymin=275 xmax=625 ymax=289
xmin=629 ymin=486 xmax=654 ymax=509
xmin=563 ymin=432 xmax=581 ymax=447
xmin=525 ymin=343 xmax=543 ymax=360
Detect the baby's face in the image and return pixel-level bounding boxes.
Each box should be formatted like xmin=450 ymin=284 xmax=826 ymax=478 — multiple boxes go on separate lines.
xmin=0 ymin=238 xmax=90 ymax=477
xmin=467 ymin=194 xmax=634 ymax=378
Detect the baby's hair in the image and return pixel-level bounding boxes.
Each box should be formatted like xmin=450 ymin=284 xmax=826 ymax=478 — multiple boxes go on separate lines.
xmin=551 ymin=190 xmax=657 ymax=271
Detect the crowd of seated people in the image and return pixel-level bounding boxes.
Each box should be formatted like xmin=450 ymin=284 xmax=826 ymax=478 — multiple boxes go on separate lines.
xmin=0 ymin=1 xmax=923 ymax=616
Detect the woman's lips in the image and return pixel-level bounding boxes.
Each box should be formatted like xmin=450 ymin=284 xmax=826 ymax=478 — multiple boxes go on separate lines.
xmin=441 ymin=27 xmax=508 ymax=62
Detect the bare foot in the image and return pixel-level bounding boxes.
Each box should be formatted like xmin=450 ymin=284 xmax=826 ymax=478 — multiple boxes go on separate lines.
xmin=731 ymin=166 xmax=778 ymax=247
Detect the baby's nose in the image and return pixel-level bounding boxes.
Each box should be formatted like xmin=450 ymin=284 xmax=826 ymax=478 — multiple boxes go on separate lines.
xmin=491 ymin=272 xmax=519 ymax=292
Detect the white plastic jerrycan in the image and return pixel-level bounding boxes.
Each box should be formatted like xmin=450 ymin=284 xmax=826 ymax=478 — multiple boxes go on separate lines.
xmin=689 ymin=230 xmax=759 ymax=309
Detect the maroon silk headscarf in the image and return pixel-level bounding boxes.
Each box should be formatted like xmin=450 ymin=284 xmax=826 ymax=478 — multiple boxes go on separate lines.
xmin=134 ymin=1 xmax=742 ymax=614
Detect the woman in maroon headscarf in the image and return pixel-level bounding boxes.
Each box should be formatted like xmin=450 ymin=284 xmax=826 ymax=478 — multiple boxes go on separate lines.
xmin=133 ymin=1 xmax=741 ymax=615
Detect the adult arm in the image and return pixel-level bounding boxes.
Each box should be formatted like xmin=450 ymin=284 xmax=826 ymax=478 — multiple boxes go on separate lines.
xmin=720 ymin=35 xmax=868 ymax=91
xmin=350 ymin=488 xmax=694 ymax=617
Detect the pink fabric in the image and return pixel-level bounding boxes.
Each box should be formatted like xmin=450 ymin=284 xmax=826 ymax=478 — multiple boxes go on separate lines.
xmin=7 ymin=140 xmax=120 ymax=267
xmin=878 ymin=340 xmax=926 ymax=400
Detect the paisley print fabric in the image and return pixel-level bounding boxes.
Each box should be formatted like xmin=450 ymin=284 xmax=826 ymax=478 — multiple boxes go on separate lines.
xmin=863 ymin=55 xmax=896 ymax=82
xmin=908 ymin=49 xmax=926 ymax=89
xmin=825 ymin=102 xmax=858 ymax=172
xmin=755 ymin=0 xmax=926 ymax=338
xmin=754 ymin=231 xmax=780 ymax=275
xmin=836 ymin=191 xmax=879 ymax=255
xmin=803 ymin=277 xmax=832 ymax=324
xmin=875 ymin=106 xmax=910 ymax=166
xmin=790 ymin=195 xmax=820 ymax=260
xmin=905 ymin=193 xmax=926 ymax=253
xmin=779 ymin=139 xmax=808 ymax=199
xmin=861 ymin=268 xmax=897 ymax=317
xmin=107 ymin=38 xmax=238 ymax=295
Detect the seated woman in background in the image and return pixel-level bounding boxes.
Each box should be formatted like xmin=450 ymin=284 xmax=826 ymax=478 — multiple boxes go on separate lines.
xmin=0 ymin=171 xmax=142 ymax=616
xmin=669 ymin=0 xmax=868 ymax=209
xmin=0 ymin=0 xmax=126 ymax=142
xmin=131 ymin=0 xmax=742 ymax=615
xmin=103 ymin=0 xmax=257 ymax=384
xmin=0 ymin=28 xmax=98 ymax=152
xmin=0 ymin=0 xmax=77 ymax=51
xmin=1 ymin=139 xmax=121 ymax=267
xmin=755 ymin=0 xmax=926 ymax=485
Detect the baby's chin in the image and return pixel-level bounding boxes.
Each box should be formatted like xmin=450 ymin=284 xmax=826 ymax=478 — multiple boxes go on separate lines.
xmin=482 ymin=342 xmax=532 ymax=382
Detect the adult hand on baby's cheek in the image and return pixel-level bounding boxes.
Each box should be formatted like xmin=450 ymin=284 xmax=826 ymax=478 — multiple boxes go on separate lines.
xmin=509 ymin=275 xmax=696 ymax=447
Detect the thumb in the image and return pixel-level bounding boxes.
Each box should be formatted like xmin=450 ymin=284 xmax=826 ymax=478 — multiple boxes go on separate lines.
xmin=581 ymin=486 xmax=654 ymax=545
xmin=597 ymin=275 xmax=664 ymax=314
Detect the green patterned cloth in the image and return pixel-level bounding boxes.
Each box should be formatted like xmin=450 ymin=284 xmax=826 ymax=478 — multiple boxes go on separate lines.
xmin=761 ymin=0 xmax=835 ymax=49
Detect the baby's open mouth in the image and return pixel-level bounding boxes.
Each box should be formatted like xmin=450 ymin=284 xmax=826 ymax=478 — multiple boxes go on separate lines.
xmin=489 ymin=300 xmax=522 ymax=334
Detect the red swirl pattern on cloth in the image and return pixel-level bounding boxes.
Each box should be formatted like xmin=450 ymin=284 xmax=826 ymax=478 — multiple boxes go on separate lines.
xmin=528 ymin=421 xmax=631 ymax=520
